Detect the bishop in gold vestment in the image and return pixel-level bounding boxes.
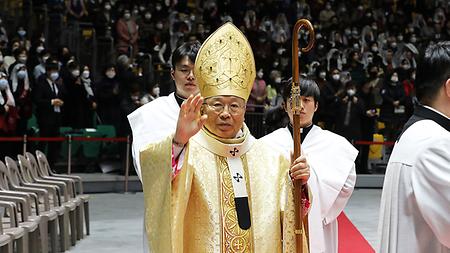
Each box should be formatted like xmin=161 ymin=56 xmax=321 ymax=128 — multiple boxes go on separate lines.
xmin=140 ymin=22 xmax=309 ymax=253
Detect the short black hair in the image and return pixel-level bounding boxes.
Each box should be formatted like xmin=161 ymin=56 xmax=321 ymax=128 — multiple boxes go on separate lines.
xmin=171 ymin=41 xmax=201 ymax=69
xmin=281 ymin=77 xmax=320 ymax=103
xmin=13 ymin=47 xmax=27 ymax=58
xmin=45 ymin=57 xmax=59 ymax=72
xmin=415 ymin=41 xmax=450 ymax=105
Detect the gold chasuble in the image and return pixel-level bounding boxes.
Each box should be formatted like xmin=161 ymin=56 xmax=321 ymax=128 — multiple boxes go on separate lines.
xmin=139 ymin=22 xmax=308 ymax=253
xmin=140 ymin=125 xmax=308 ymax=252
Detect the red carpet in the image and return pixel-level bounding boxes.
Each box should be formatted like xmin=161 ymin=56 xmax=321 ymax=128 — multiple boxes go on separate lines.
xmin=338 ymin=212 xmax=375 ymax=253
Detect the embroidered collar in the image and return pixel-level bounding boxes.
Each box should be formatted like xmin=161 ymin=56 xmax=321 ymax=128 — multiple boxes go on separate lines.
xmin=193 ymin=124 xmax=255 ymax=158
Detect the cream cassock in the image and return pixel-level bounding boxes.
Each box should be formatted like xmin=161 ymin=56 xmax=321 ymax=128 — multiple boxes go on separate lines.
xmin=377 ymin=106 xmax=450 ymax=253
xmin=127 ymin=92 xmax=181 ymax=253
xmin=261 ymin=125 xmax=358 ymax=253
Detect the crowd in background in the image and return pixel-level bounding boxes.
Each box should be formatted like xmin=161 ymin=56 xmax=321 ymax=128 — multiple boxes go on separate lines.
xmin=0 ymin=0 xmax=448 ymax=173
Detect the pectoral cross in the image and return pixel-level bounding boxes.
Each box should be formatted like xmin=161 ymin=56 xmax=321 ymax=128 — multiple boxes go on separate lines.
xmin=233 ymin=173 xmax=243 ymax=183
xmin=230 ymin=147 xmax=239 ymax=156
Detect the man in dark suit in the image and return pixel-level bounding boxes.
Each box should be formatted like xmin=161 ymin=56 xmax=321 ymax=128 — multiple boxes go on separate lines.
xmin=33 ymin=59 xmax=66 ymax=168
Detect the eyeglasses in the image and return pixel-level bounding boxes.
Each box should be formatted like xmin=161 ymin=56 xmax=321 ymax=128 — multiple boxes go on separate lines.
xmin=204 ymin=102 xmax=245 ymax=115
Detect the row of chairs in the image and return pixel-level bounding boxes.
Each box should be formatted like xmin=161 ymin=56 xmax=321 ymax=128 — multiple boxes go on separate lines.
xmin=0 ymin=151 xmax=90 ymax=253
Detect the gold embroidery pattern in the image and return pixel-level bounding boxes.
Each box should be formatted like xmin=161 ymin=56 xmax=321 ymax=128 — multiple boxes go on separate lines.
xmin=218 ymin=156 xmax=253 ymax=253
xmin=195 ymin=23 xmax=255 ymax=101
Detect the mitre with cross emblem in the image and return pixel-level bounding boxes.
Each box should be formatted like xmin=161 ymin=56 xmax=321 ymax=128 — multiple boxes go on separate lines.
xmin=194 ymin=22 xmax=256 ymax=101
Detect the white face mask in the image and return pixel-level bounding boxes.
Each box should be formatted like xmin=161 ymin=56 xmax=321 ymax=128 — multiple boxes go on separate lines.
xmin=50 ymin=72 xmax=59 ymax=81
xmin=18 ymin=56 xmax=27 ymax=63
xmin=0 ymin=78 xmax=8 ymax=90
xmin=124 ymin=13 xmax=131 ymax=20
xmin=275 ymin=77 xmax=281 ymax=84
xmin=257 ymin=71 xmax=263 ymax=79
xmin=17 ymin=70 xmax=27 ymax=79
xmin=347 ymin=89 xmax=356 ymax=96
xmin=391 ymin=76 xmax=399 ymax=83
xmin=319 ymin=72 xmax=326 ymax=79
xmin=72 ymin=69 xmax=80 ymax=77
xmin=82 ymin=70 xmax=90 ymax=79
xmin=152 ymin=87 xmax=160 ymax=96
xmin=332 ymin=74 xmax=340 ymax=81
xmin=36 ymin=46 xmax=45 ymax=53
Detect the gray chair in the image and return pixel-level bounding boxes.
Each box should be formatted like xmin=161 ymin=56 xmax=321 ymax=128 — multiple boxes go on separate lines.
xmin=3 ymin=156 xmax=59 ymax=253
xmin=0 ymin=205 xmax=14 ymax=253
xmin=35 ymin=151 xmax=90 ymax=237
xmin=4 ymin=157 xmax=73 ymax=252
xmin=0 ymin=201 xmax=27 ymax=253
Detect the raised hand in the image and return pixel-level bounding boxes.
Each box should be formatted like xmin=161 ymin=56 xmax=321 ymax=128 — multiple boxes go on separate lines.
xmin=173 ymin=94 xmax=208 ymax=145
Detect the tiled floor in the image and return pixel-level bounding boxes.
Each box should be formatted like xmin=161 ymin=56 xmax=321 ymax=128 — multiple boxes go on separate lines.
xmin=68 ymin=189 xmax=382 ymax=252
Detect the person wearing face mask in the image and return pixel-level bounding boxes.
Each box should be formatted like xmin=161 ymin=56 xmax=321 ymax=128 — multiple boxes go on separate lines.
xmin=319 ymin=69 xmax=344 ymax=131
xmin=15 ymin=27 xmax=31 ymax=51
xmin=95 ymin=64 xmax=122 ymax=132
xmin=66 ymin=0 xmax=88 ymax=22
xmin=0 ymin=71 xmax=19 ymax=156
xmin=348 ymin=50 xmax=366 ymax=86
xmin=120 ymin=83 xmax=142 ymax=146
xmin=138 ymin=11 xmax=153 ymax=51
xmin=334 ymin=82 xmax=365 ymax=144
xmin=314 ymin=68 xmax=338 ymax=130
xmin=33 ymin=50 xmax=50 ymax=81
xmin=379 ymin=70 xmax=408 ymax=141
xmin=62 ymin=60 xmax=92 ymax=128
xmin=95 ymin=2 xmax=115 ymax=37
xmin=264 ymin=71 xmax=289 ymax=134
xmin=247 ymin=68 xmax=268 ymax=115
xmin=33 ymin=59 xmax=67 ymax=169
xmin=9 ymin=62 xmax=32 ymax=142
xmin=116 ymin=9 xmax=139 ymax=57
xmin=359 ymin=78 xmax=378 ymax=174
xmin=140 ymin=84 xmax=160 ymax=104
xmin=8 ymin=47 xmax=28 ymax=77
xmin=319 ymin=2 xmax=335 ymax=28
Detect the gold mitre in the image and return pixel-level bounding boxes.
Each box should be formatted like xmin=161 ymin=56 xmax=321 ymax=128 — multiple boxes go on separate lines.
xmin=194 ymin=22 xmax=256 ymax=101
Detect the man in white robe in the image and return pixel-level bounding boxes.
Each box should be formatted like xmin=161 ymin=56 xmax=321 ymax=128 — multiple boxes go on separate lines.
xmin=127 ymin=41 xmax=201 ymax=252
xmin=262 ymin=78 xmax=358 ymax=253
xmin=377 ymin=41 xmax=450 ymax=253
xmin=128 ymin=41 xmax=201 ymax=180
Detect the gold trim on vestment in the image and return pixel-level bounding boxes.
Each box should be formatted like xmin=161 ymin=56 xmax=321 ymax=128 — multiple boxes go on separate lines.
xmin=218 ymin=155 xmax=254 ymax=253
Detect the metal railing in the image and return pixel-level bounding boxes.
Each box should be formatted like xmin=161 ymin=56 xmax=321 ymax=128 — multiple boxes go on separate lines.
xmin=0 ymin=135 xmax=132 ymax=192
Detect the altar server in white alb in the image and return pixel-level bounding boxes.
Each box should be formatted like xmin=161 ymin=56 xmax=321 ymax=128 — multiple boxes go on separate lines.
xmin=261 ymin=78 xmax=358 ymax=253
xmin=377 ymin=41 xmax=450 ymax=253
xmin=128 ymin=41 xmax=200 ymax=180
xmin=127 ymin=41 xmax=200 ymax=253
